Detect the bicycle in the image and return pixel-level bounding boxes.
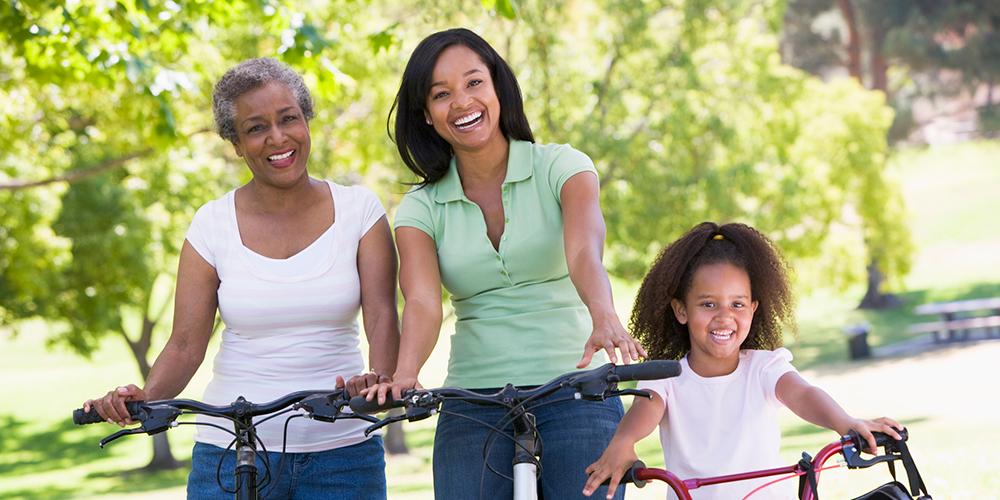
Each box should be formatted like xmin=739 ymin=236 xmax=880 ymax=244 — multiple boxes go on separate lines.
xmin=608 ymin=427 xmax=931 ymax=500
xmin=349 ymin=360 xmax=682 ymax=500
xmin=72 ymin=389 xmax=377 ymax=500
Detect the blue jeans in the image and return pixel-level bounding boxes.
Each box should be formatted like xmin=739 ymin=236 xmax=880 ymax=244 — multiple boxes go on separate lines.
xmin=432 ymin=386 xmax=625 ymax=500
xmin=187 ymin=437 xmax=386 ymax=500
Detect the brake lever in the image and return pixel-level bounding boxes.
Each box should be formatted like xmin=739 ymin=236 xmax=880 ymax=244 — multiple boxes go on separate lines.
xmin=99 ymin=427 xmax=149 ymax=448
xmin=841 ymin=432 xmax=901 ymax=469
xmin=299 ymin=394 xmax=379 ymax=424
xmin=577 ymin=387 xmax=652 ymax=402
xmin=362 ymin=413 xmax=408 ymax=436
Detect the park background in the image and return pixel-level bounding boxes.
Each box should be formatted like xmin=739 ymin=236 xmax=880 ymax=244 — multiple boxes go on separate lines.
xmin=2 ymin=0 xmax=999 ymax=499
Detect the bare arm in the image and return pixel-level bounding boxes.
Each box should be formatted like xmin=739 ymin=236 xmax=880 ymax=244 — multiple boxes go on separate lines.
xmin=776 ymin=371 xmax=903 ymax=453
xmin=362 ymin=226 xmax=443 ymax=404
xmin=335 ymin=215 xmax=401 ymax=397
xmin=85 ymin=240 xmax=219 ymax=425
xmin=583 ymin=393 xmax=664 ymax=498
xmin=561 ymin=171 xmax=646 ymax=367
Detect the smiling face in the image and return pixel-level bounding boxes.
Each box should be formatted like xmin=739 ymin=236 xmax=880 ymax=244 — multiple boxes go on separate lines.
xmin=671 ymin=262 xmax=759 ymax=377
xmin=424 ymin=44 xmax=506 ymax=155
xmin=231 ymin=81 xmax=311 ymax=189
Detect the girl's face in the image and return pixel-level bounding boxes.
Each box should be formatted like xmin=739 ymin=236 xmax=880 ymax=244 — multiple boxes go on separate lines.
xmin=671 ymin=262 xmax=758 ymax=377
xmin=424 ymin=44 xmax=505 ymax=155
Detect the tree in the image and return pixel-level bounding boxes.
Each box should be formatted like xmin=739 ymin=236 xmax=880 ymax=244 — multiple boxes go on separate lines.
xmin=0 ymin=0 xmax=406 ymax=468
xmin=780 ymin=0 xmax=917 ymax=307
xmin=487 ymin=0 xmax=912 ymax=294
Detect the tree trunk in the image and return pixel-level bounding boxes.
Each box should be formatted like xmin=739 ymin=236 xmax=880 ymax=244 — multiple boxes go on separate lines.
xmin=836 ymin=0 xmax=863 ymax=80
xmin=869 ymin=25 xmax=888 ymax=95
xmin=144 ymin=432 xmax=183 ymax=471
xmin=382 ymin=407 xmax=409 ymax=455
xmin=858 ymin=258 xmax=901 ymax=310
xmin=121 ymin=308 xmax=182 ymax=471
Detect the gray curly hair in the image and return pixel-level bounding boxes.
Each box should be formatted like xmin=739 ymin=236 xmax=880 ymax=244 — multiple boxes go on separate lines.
xmin=212 ymin=57 xmax=315 ymax=144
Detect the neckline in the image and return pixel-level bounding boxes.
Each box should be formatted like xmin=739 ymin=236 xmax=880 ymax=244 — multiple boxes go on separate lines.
xmin=228 ymin=180 xmax=340 ymax=282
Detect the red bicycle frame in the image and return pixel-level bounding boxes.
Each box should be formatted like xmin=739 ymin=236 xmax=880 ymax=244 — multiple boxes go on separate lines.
xmin=628 ymin=429 xmax=928 ymax=500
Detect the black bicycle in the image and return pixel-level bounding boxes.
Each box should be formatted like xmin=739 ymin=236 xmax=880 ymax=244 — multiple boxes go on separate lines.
xmin=72 ymin=389 xmax=377 ymax=500
xmin=350 ymin=360 xmax=682 ymax=500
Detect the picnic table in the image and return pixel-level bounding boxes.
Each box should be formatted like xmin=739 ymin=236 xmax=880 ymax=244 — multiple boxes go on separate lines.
xmin=908 ymin=297 xmax=1000 ymax=342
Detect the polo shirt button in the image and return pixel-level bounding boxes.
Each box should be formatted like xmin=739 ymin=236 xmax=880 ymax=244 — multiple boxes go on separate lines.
xmin=501 ymin=271 xmax=507 ymax=275
xmin=496 ymin=256 xmax=501 ymax=261
xmin=503 ymin=185 xmax=508 ymax=191
xmin=503 ymin=201 xmax=508 ymax=206
xmin=505 ymin=218 xmax=509 ymax=223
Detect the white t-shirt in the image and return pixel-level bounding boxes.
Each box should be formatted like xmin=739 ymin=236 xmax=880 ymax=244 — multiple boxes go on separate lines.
xmin=637 ymin=349 xmax=798 ymax=500
xmin=184 ymin=180 xmax=386 ymax=453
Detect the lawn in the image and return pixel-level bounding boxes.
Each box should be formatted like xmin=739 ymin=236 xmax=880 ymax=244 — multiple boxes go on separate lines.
xmin=2 ymin=140 xmax=999 ymax=499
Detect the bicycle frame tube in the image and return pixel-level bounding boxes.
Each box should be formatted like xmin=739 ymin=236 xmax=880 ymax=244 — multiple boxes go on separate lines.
xmin=633 ymin=440 xmax=845 ymax=500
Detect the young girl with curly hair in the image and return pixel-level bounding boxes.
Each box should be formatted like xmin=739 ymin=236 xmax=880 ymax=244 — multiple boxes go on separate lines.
xmin=582 ymin=222 xmax=902 ymax=500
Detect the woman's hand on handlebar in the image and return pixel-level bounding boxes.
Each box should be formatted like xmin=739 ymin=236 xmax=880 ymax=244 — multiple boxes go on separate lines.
xmin=577 ymin=313 xmax=647 ymax=368
xmin=359 ymin=374 xmax=423 ymax=407
xmin=583 ymin=439 xmax=639 ymax=499
xmin=337 ymin=373 xmax=392 ymax=398
xmin=83 ymin=384 xmax=147 ymax=427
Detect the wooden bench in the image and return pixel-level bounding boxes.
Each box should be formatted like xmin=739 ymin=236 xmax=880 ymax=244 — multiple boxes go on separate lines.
xmin=908 ymin=297 xmax=1000 ymax=342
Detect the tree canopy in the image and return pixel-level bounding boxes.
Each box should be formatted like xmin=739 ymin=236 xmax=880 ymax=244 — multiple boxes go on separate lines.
xmin=2 ymin=0 xmax=910 ymax=344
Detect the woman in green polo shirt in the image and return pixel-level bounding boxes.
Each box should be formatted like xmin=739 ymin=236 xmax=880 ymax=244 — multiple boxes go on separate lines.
xmin=369 ymin=28 xmax=645 ymax=499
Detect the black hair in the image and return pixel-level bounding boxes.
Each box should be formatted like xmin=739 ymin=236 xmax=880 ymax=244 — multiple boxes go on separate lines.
xmin=631 ymin=222 xmax=797 ymax=360
xmin=389 ymin=28 xmax=534 ymax=186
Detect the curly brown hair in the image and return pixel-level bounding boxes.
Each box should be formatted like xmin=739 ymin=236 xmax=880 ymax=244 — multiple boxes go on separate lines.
xmin=630 ymin=222 xmax=797 ymax=361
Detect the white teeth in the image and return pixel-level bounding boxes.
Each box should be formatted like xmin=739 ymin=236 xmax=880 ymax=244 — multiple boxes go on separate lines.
xmin=269 ymin=151 xmax=293 ymax=161
xmin=711 ymin=330 xmax=734 ymax=339
xmin=454 ymin=112 xmax=482 ymax=127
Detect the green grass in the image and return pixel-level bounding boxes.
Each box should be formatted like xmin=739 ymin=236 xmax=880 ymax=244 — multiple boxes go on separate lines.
xmin=3 ymin=140 xmax=1000 ymax=499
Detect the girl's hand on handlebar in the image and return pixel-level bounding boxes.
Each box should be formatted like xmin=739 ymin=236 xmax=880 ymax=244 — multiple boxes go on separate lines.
xmin=83 ymin=384 xmax=147 ymax=427
xmin=578 ymin=314 xmax=647 ymax=368
xmin=847 ymin=417 xmax=904 ymax=455
xmin=583 ymin=441 xmax=638 ymax=499
xmin=359 ymin=375 xmax=423 ymax=406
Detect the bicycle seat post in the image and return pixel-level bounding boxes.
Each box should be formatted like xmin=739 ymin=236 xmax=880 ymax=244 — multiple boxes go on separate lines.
xmin=232 ymin=396 xmax=259 ymax=500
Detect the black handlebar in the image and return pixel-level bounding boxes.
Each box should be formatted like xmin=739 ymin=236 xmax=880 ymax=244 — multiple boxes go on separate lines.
xmin=71 ymin=389 xmax=373 ymax=448
xmin=613 ymin=361 xmax=682 ymax=382
xmin=351 ymin=361 xmax=682 ymax=434
xmin=73 ymin=401 xmax=144 ymax=425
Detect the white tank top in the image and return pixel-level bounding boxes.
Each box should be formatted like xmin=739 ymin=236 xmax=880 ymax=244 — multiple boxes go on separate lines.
xmin=184 ymin=180 xmax=386 ymax=452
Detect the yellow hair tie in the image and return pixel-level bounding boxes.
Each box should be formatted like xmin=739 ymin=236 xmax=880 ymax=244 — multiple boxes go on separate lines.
xmin=713 ymin=234 xmax=724 ymax=240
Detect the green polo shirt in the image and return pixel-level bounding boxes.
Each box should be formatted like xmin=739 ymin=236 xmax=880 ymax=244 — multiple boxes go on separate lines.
xmin=394 ymin=140 xmax=600 ymax=389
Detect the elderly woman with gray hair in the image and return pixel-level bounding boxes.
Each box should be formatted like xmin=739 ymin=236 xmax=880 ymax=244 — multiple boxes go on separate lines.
xmin=82 ymin=57 xmax=399 ymax=499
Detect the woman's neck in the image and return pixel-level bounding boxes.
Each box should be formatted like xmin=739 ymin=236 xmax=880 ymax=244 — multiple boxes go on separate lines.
xmin=454 ymin=136 xmax=510 ymax=187
xmin=242 ymin=176 xmax=320 ymax=216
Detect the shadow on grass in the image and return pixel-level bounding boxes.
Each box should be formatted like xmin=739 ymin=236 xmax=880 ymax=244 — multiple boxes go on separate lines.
xmin=0 ymin=415 xmax=190 ymax=499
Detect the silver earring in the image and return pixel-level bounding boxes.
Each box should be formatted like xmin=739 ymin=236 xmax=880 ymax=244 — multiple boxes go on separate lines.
xmin=426 ymin=119 xmax=432 ymax=125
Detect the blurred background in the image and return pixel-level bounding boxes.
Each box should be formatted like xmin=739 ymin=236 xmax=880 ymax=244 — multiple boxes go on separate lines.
xmin=2 ymin=0 xmax=998 ymax=498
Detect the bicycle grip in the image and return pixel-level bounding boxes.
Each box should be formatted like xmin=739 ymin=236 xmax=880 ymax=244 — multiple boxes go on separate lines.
xmin=73 ymin=401 xmax=143 ymax=425
xmin=858 ymin=428 xmax=909 ymax=452
xmin=614 ymin=360 xmax=681 ymax=382
xmin=600 ymin=460 xmax=647 ymax=488
xmin=349 ymin=394 xmax=404 ymax=414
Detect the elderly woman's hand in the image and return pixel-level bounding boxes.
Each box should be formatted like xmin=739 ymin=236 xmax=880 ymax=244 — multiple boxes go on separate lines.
xmin=337 ymin=373 xmax=393 ymax=398
xmin=577 ymin=313 xmax=647 ymax=368
xmin=82 ymin=384 xmax=148 ymax=427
